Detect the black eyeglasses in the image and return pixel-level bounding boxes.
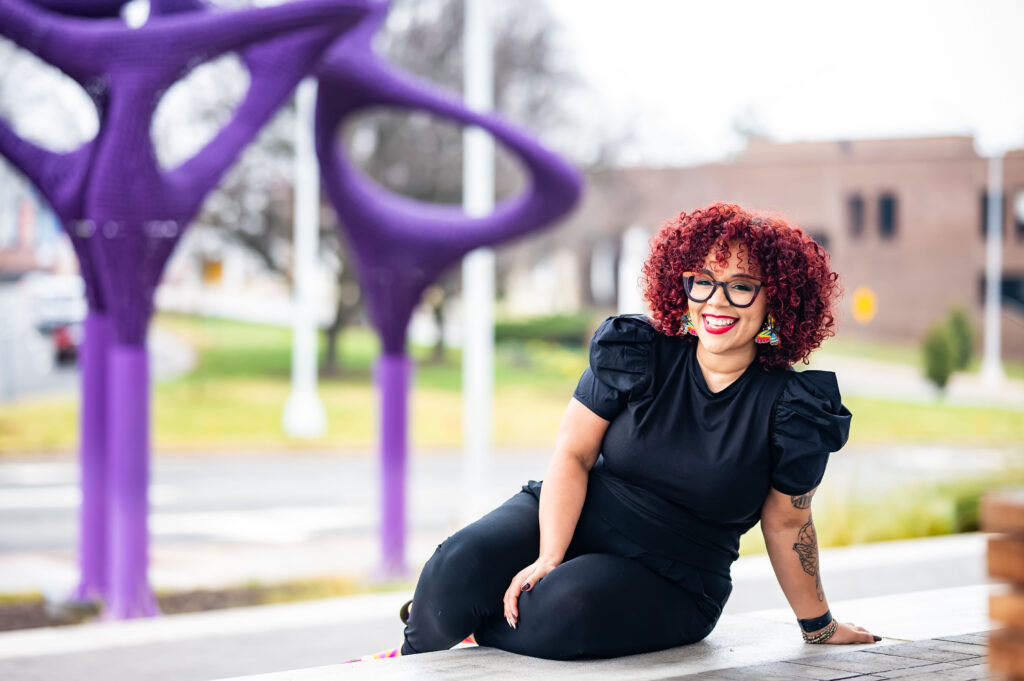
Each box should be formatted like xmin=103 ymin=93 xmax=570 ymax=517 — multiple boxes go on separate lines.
xmin=683 ymin=273 xmax=763 ymax=308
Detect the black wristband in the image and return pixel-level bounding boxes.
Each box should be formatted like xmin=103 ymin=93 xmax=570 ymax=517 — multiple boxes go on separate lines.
xmin=798 ymin=610 xmax=832 ymax=633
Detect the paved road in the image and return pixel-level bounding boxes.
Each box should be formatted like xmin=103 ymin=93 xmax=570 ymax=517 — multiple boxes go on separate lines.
xmin=2 ymin=448 xmax=1019 ymax=556
xmin=0 ymin=284 xmax=195 ymax=404
xmin=1 ymin=447 xmax=1018 ymax=595
xmin=0 ymin=286 xmax=59 ymax=402
xmin=0 ymin=451 xmax=551 ymax=594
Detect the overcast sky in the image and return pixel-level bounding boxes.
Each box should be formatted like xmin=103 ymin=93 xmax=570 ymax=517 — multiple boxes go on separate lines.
xmin=1 ymin=0 xmax=1020 ymax=168
xmin=545 ymin=0 xmax=1024 ymax=165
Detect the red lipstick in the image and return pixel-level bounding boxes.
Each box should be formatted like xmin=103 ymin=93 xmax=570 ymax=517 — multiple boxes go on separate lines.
xmin=702 ymin=314 xmax=738 ymax=335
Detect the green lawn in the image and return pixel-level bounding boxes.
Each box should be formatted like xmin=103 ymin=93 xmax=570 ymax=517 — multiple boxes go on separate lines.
xmin=820 ymin=336 xmax=1024 ymax=380
xmin=0 ymin=315 xmax=583 ymax=452
xmin=739 ymin=470 xmax=1024 ymax=555
xmin=1 ymin=314 xmax=1022 ymax=452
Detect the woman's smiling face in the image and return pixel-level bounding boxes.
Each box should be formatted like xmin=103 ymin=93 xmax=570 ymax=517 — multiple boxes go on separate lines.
xmin=686 ymin=241 xmax=767 ymax=358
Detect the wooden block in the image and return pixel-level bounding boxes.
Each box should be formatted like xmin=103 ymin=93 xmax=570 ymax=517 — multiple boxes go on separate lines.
xmin=992 ymin=590 xmax=1024 ymax=628
xmin=989 ymin=628 xmax=1024 ymax=679
xmin=982 ymin=490 xmax=1024 ymax=533
xmin=989 ymin=535 xmax=1024 ymax=583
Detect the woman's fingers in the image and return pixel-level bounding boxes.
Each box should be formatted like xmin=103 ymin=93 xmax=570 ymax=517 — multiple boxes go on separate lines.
xmin=502 ymin=562 xmax=557 ymax=629
xmin=503 ymin=565 xmax=535 ymax=625
xmin=850 ymin=623 xmax=879 ymax=643
xmin=826 ymin=622 xmax=880 ymax=644
xmin=502 ymin=570 xmax=526 ymax=626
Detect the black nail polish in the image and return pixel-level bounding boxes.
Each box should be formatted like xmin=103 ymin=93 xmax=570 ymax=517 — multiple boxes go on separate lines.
xmin=521 ymin=583 xmax=530 ymax=592
xmin=873 ymin=635 xmax=882 ymax=642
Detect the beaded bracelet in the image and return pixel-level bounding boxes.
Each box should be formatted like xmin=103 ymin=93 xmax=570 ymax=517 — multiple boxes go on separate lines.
xmin=802 ymin=618 xmax=839 ymax=644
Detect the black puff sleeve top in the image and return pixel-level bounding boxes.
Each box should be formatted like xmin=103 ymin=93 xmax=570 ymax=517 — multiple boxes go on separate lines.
xmin=572 ymin=315 xmax=851 ymax=579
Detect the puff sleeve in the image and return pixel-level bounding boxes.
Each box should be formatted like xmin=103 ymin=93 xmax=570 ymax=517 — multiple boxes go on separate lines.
xmin=770 ymin=370 xmax=852 ymax=495
xmin=572 ymin=314 xmax=656 ymax=420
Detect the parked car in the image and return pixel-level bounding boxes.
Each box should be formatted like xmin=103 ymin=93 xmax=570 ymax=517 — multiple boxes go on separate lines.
xmin=17 ymin=273 xmax=87 ymax=364
xmin=52 ymin=322 xmax=83 ymax=364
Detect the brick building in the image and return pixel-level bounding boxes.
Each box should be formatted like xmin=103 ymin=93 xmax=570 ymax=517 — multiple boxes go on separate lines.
xmin=513 ymin=135 xmax=1024 ymax=358
xmin=0 ymin=161 xmax=74 ymax=280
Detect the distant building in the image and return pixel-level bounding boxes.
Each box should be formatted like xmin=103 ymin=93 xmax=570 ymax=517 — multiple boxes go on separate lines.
xmin=0 ymin=161 xmax=75 ymax=281
xmin=505 ymin=136 xmax=1024 ymax=358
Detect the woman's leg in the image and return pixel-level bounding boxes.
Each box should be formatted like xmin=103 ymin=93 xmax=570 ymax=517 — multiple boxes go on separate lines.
xmin=402 ymin=490 xmax=541 ymax=654
xmin=474 ymin=552 xmax=714 ymax=660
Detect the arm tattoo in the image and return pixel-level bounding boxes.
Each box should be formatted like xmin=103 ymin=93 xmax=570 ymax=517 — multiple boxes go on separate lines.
xmin=790 ymin=491 xmax=815 ymax=509
xmin=792 ymin=515 xmax=824 ymax=602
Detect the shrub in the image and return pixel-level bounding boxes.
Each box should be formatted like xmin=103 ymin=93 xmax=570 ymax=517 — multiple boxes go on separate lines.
xmin=946 ymin=307 xmax=974 ymax=371
xmin=922 ymin=323 xmax=955 ymax=391
xmin=495 ymin=313 xmax=593 ymax=347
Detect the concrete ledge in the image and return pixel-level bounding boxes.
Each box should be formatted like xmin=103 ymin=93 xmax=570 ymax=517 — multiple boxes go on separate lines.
xmin=211 ymin=584 xmax=995 ymax=681
xmin=0 ymin=592 xmax=411 ymax=660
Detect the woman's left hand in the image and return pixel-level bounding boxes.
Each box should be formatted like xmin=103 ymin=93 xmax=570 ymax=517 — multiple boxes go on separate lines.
xmin=502 ymin=557 xmax=559 ymax=629
xmin=823 ymin=621 xmax=881 ymax=644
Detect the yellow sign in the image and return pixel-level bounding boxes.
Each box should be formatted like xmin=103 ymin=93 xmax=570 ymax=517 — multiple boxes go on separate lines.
xmin=851 ymin=286 xmax=876 ymax=324
xmin=201 ymin=258 xmax=224 ymax=285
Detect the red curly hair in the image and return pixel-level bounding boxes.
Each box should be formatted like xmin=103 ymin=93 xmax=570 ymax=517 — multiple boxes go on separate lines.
xmin=641 ymin=202 xmax=841 ymax=371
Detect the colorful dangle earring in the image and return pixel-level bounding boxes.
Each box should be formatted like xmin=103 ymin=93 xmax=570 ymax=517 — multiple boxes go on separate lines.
xmin=755 ymin=313 xmax=780 ymax=346
xmin=681 ymin=311 xmax=698 ymax=336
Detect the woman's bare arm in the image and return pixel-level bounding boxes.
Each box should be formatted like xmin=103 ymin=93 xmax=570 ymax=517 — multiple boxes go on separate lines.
xmin=501 ymin=397 xmax=608 ymax=628
xmin=761 ymin=487 xmax=878 ymax=644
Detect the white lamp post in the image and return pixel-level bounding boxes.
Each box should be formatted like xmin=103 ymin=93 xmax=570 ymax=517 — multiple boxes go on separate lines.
xmin=283 ymin=78 xmax=328 ymax=437
xmin=461 ymin=0 xmax=495 ymax=525
xmin=618 ymin=226 xmax=650 ymax=315
xmin=981 ymin=153 xmax=1005 ymax=387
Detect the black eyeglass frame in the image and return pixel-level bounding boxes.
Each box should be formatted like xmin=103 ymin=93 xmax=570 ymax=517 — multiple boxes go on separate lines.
xmin=682 ymin=273 xmax=763 ymax=308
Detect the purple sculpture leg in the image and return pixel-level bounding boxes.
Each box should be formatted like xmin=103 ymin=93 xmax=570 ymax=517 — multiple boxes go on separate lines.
xmin=377 ymin=353 xmax=412 ymax=577
xmin=104 ymin=345 xmax=158 ymax=619
xmin=71 ymin=312 xmax=110 ymax=602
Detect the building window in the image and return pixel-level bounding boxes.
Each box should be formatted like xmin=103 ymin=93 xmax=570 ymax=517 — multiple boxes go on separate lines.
xmin=981 ymin=192 xmax=990 ymax=238
xmin=978 ymin=191 xmax=1003 ymax=238
xmin=1015 ymin=190 xmax=1024 ymax=240
xmin=808 ymin=231 xmax=831 ymax=252
xmin=847 ymin=195 xmax=864 ymax=238
xmin=977 ymin=274 xmax=1024 ymax=310
xmin=878 ymin=193 xmax=897 ymax=238
xmin=1008 ymin=277 xmax=1024 ymax=309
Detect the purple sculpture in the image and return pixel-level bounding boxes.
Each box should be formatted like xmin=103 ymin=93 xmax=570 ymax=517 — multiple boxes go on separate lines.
xmin=3 ymin=0 xmax=580 ymax=611
xmin=315 ymin=5 xmax=582 ymax=574
xmin=29 ymin=0 xmax=126 ymax=17
xmin=0 ymin=0 xmax=373 ymax=617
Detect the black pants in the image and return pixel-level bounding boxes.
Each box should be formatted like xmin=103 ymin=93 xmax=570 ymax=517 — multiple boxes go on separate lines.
xmin=402 ymin=485 xmax=726 ymax=660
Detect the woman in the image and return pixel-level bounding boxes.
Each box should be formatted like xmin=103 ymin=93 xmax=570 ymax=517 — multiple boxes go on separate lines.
xmin=366 ymin=202 xmax=877 ymax=662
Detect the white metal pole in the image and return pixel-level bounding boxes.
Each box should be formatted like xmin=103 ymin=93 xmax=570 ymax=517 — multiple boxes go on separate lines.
xmin=981 ymin=154 xmax=1004 ymax=387
xmin=283 ymin=78 xmax=328 ymax=437
xmin=461 ymin=0 xmax=495 ymax=525
xmin=618 ymin=226 xmax=650 ymax=315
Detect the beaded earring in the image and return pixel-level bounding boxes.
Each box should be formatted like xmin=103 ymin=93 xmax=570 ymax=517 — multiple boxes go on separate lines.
xmin=755 ymin=313 xmax=780 ymax=346
xmin=681 ymin=312 xmax=697 ymax=336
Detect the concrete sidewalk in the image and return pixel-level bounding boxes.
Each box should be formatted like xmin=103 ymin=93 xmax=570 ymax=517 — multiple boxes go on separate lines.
xmin=0 ymin=583 xmax=995 ymax=680
xmin=0 ymin=533 xmax=996 ymax=681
